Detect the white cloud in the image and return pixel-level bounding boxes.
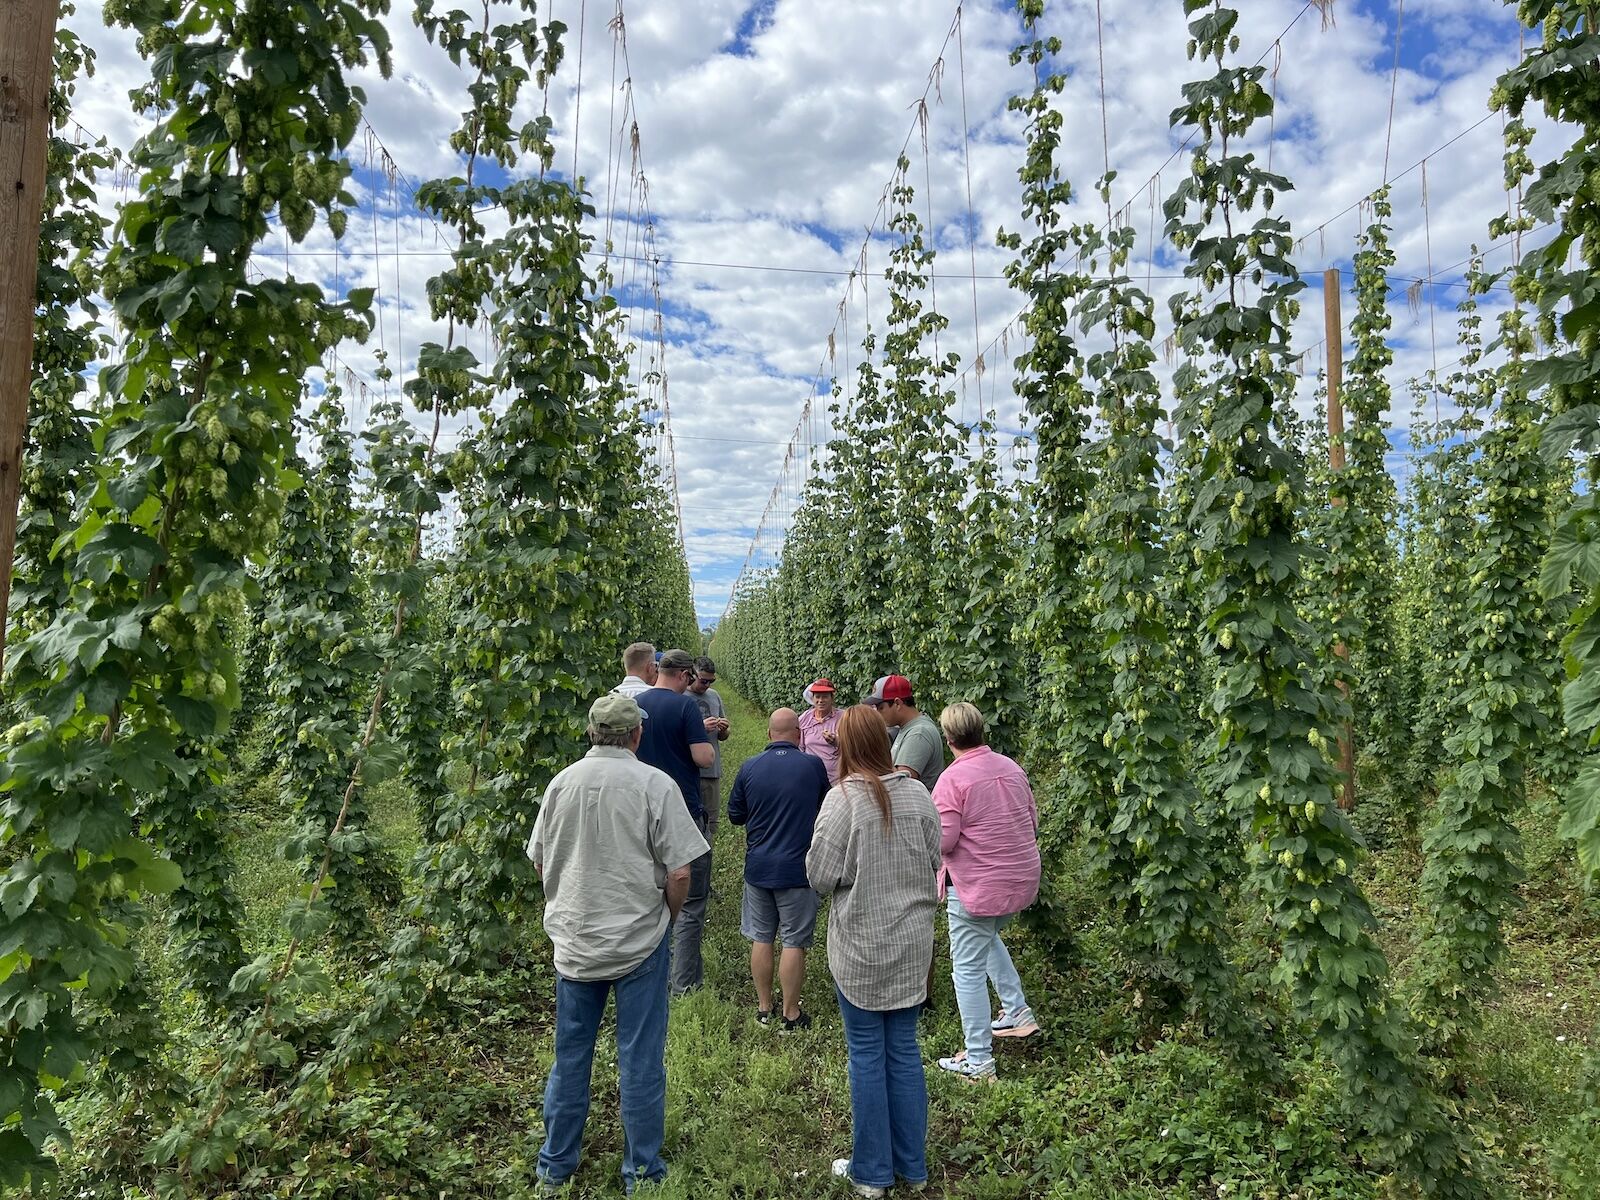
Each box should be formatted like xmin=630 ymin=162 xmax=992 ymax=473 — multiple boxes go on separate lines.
xmin=59 ymin=1 xmax=1551 ymax=624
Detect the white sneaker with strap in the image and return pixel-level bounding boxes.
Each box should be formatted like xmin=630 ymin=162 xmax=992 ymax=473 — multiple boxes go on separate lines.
xmin=936 ymin=1049 xmax=997 ymax=1081
xmin=991 ymin=1006 xmax=1039 ymax=1038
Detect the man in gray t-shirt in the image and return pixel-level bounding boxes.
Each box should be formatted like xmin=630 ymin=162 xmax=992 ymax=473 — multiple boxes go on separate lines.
xmin=688 ymin=657 xmax=730 ymax=840
xmin=867 ymin=674 xmax=944 ymax=790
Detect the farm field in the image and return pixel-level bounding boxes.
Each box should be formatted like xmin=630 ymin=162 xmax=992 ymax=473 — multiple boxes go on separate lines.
xmin=8 ymin=0 xmax=1600 ymax=1195
xmin=56 ymin=685 xmax=1600 ymax=1198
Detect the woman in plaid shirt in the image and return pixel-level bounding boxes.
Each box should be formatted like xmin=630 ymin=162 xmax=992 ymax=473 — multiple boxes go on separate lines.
xmin=806 ymin=706 xmax=942 ymax=1199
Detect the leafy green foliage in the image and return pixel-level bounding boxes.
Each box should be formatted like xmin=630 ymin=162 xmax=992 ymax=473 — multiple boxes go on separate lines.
xmin=834 ymin=336 xmax=900 ymax=698
xmin=883 ymin=160 xmax=963 ymax=698
xmin=997 ymin=7 xmax=1112 ymax=943
xmin=1072 ymin=179 xmax=1268 ymax=1069
xmin=425 ymin=4 xmax=634 ymax=963
xmin=1164 ymin=4 xmax=1481 ymax=1192
xmin=1327 ymin=188 xmax=1405 ymax=792
xmin=0 ymin=0 xmax=389 ymax=1182
xmin=1508 ymin=3 xmax=1600 ymax=885
xmin=10 ymin=19 xmax=112 ymax=654
xmin=18 ymin=0 xmax=1600 ymax=1194
xmin=266 ymin=390 xmax=396 ymax=948
xmin=1394 ymin=288 xmax=1494 ymax=811
xmin=356 ymin=397 xmax=449 ymax=842
xmin=940 ymin=416 xmax=1027 ymax=756
xmin=1411 ymin=257 xmax=1552 ymax=1051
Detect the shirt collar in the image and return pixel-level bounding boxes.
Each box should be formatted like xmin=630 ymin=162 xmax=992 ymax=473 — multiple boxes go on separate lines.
xmin=586 ymin=746 xmax=637 ymax=761
xmin=765 ymin=740 xmax=801 ymax=752
xmin=955 ymin=745 xmax=991 ymax=762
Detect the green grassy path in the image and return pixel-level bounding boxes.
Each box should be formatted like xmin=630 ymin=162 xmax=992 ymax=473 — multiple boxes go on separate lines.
xmin=581 ymin=687 xmax=1217 ymax=1198
xmin=619 ymin=687 xmax=936 ymax=1198
xmin=567 ymin=684 xmax=1045 ymax=1198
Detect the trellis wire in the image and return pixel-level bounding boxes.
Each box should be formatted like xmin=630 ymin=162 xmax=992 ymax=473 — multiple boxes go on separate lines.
xmin=721 ymin=2 xmax=966 ymax=618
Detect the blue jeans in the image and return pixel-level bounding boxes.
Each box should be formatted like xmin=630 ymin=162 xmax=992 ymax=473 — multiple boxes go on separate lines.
xmin=947 ymin=892 xmax=1030 ymax=1068
xmin=836 ymin=987 xmax=928 ymax=1188
xmin=540 ymin=933 xmax=670 ymax=1192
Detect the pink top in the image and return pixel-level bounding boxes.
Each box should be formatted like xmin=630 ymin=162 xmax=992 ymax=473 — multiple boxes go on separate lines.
xmin=932 ymin=746 xmax=1041 ymax=918
xmin=797 ymin=707 xmax=842 ymax=785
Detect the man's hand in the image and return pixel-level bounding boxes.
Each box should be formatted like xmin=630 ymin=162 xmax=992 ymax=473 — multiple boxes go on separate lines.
xmin=822 ymin=728 xmax=837 ymax=745
xmin=665 ymin=865 xmax=691 ymax=919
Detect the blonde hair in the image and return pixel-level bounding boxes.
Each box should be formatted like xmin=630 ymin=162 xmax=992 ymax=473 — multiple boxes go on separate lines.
xmin=623 ymin=642 xmax=656 ymax=673
xmin=938 ymin=702 xmax=987 ymax=752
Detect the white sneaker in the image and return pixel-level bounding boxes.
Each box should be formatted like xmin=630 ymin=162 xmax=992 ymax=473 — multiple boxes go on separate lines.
xmin=991 ymin=1006 xmax=1039 ymax=1038
xmin=937 ymin=1050 xmax=997 ymax=1081
xmin=831 ymin=1157 xmax=887 ymax=1198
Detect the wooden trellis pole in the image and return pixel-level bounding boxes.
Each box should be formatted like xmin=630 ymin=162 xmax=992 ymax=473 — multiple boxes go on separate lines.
xmin=0 ymin=0 xmax=63 ymax=669
xmin=1324 ymin=267 xmax=1356 ymax=811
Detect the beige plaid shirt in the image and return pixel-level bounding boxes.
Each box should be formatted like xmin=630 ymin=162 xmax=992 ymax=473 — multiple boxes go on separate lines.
xmin=806 ymin=772 xmax=941 ymax=1011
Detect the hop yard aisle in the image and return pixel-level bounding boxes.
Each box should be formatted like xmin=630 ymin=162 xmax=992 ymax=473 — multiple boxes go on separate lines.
xmin=603 ymin=684 xmax=1056 ymax=1199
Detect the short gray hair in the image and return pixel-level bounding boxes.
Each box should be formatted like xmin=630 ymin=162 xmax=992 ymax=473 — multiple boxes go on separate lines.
xmin=623 ymin=642 xmax=656 ymax=673
xmin=938 ymin=702 xmax=987 ymax=752
xmin=588 ymin=723 xmax=635 ymax=748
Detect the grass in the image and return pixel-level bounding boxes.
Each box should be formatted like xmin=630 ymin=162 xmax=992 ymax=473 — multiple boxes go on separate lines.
xmin=60 ymin=686 xmax=1600 ymax=1199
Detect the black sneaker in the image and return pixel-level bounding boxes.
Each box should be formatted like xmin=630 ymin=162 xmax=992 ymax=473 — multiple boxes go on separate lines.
xmin=780 ymin=1010 xmax=812 ymax=1034
xmin=755 ymin=1008 xmax=774 ymax=1026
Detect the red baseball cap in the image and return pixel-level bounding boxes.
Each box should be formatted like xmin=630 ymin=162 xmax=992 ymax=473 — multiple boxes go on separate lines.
xmin=868 ymin=675 xmax=913 ymax=704
xmin=809 ymin=678 xmax=836 ymax=693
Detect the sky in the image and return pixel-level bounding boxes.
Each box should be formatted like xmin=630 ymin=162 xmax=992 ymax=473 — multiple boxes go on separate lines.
xmin=61 ymin=0 xmax=1545 ymax=627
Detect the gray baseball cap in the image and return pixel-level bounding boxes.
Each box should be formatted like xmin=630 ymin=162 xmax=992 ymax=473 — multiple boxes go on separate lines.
xmin=658 ymin=648 xmax=695 ymax=672
xmin=590 ymin=693 xmax=647 ymax=732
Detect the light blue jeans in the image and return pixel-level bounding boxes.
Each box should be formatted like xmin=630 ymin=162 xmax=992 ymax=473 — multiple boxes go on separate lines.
xmin=947 ymin=891 xmax=1030 ymax=1068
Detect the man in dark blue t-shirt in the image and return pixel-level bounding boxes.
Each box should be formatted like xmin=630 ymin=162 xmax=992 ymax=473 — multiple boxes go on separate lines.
xmin=635 ymin=648 xmax=715 ymax=995
xmin=727 ymin=707 xmax=829 ymax=1031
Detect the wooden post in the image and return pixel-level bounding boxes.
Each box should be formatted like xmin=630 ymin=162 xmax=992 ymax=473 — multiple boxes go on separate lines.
xmin=1324 ymin=268 xmax=1346 ymax=473
xmin=1324 ymin=267 xmax=1356 ymax=812
xmin=0 ymin=0 xmax=62 ymax=669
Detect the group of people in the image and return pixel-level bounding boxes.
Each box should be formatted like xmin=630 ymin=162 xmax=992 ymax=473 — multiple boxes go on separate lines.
xmin=525 ymin=647 xmax=1043 ymax=1197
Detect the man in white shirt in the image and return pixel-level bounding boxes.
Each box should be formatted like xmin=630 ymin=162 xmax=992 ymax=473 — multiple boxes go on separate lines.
xmin=527 ymin=693 xmax=708 ymax=1194
xmin=614 ymin=642 xmax=658 ymax=698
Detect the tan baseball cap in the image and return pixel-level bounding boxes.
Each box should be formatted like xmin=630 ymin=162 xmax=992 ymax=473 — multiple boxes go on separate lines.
xmin=591 ymin=693 xmax=647 ymax=732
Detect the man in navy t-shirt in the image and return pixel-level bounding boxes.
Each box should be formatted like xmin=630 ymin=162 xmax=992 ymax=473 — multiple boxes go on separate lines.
xmin=727 ymin=707 xmax=829 ymax=1031
xmin=635 ymin=648 xmax=715 ymax=995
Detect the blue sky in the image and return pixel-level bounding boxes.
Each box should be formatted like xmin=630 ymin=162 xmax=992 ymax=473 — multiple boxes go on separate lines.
xmin=67 ymin=1 xmax=1541 ymax=626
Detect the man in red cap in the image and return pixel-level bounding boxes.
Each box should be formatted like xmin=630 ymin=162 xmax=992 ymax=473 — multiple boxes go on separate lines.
xmin=866 ymin=675 xmax=945 ymax=791
xmin=797 ymin=678 xmax=842 ymax=785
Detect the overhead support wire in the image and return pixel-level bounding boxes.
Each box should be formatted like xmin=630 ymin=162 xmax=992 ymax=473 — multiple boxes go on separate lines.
xmin=722 ymin=2 xmax=967 ymax=621
xmin=956 ymin=4 xmax=985 ymax=426
xmin=601 ymin=0 xmax=687 ymax=551
xmin=1382 ymin=0 xmax=1405 ymax=184
xmin=572 ymin=0 xmax=588 ymax=181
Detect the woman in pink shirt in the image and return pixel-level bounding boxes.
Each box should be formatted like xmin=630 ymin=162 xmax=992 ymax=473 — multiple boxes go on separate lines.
xmin=929 ymin=702 xmax=1041 ymax=1081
